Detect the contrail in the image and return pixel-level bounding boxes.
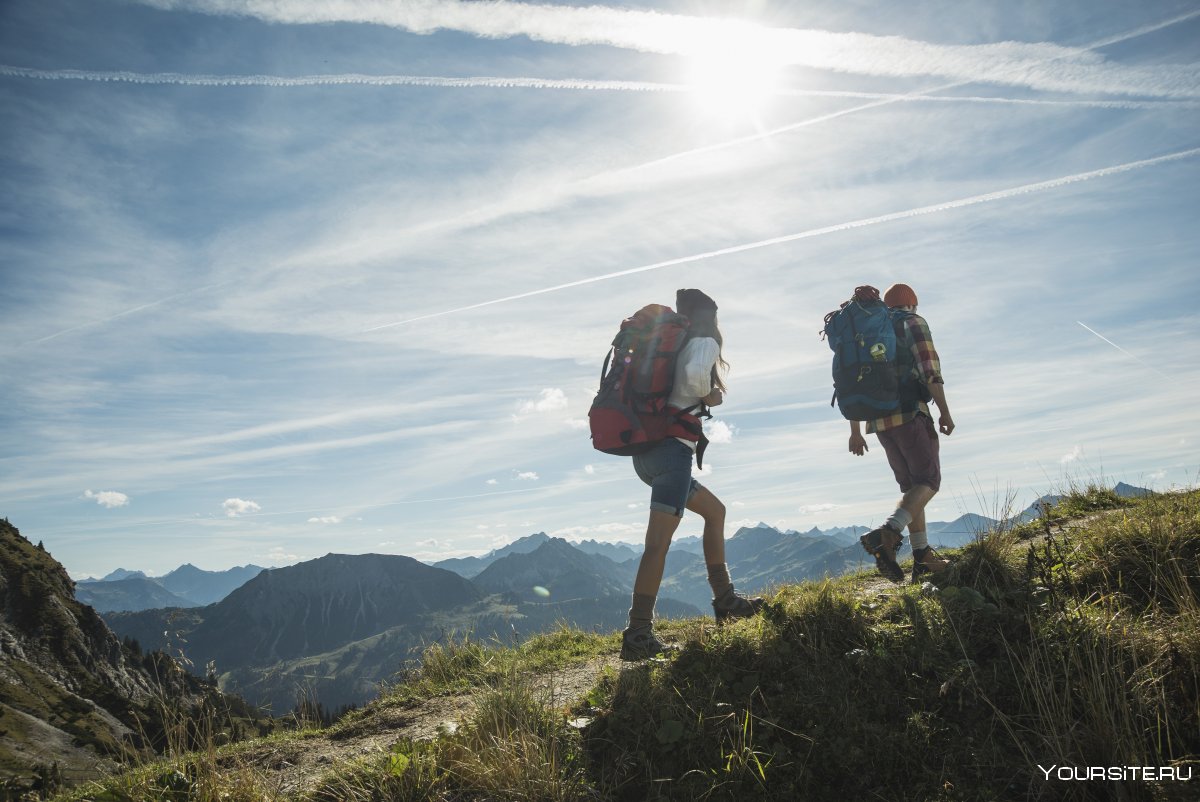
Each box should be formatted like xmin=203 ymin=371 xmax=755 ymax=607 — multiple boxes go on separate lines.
xmin=9 ymin=65 xmax=1195 ymax=113
xmin=0 ymin=65 xmax=678 ymax=93
xmin=1077 ymin=321 xmax=1170 ymax=378
xmin=3 ymin=65 xmax=1192 ymax=111
xmin=22 ymin=280 xmax=235 ymax=347
xmin=363 ymin=146 xmax=1200 ymax=331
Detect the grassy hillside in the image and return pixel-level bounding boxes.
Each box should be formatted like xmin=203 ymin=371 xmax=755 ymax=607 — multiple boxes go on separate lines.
xmin=55 ymin=486 xmax=1198 ymax=801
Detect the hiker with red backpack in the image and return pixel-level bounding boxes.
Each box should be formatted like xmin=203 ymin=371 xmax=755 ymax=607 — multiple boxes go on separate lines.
xmin=823 ymin=283 xmax=953 ymax=583
xmin=590 ymin=289 xmax=763 ymax=660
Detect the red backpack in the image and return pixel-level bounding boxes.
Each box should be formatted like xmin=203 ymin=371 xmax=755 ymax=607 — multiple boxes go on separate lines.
xmin=588 ymin=304 xmax=709 ymax=464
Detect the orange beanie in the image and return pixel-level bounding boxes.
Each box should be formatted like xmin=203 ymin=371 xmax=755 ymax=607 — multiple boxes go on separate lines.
xmin=883 ymin=283 xmax=918 ymax=308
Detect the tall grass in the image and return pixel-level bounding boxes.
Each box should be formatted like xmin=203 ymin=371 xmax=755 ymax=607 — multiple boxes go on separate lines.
xmin=996 ymin=489 xmax=1200 ymax=801
xmin=53 ymin=651 xmax=285 ymax=802
xmin=312 ymin=665 xmax=594 ymax=802
xmin=580 ymin=488 xmax=1199 ymax=801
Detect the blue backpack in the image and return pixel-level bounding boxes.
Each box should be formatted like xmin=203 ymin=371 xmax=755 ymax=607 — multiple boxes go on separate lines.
xmin=822 ymin=286 xmax=901 ymax=421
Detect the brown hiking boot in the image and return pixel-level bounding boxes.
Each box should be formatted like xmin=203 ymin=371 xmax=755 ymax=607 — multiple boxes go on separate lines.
xmin=712 ymin=589 xmax=765 ymax=624
xmin=860 ymin=525 xmax=905 ymax=583
xmin=911 ymin=545 xmax=950 ymax=583
xmin=620 ymin=625 xmax=677 ymax=661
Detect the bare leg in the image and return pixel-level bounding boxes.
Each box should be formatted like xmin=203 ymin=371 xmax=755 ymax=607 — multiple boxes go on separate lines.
xmin=632 ymin=510 xmax=683 ymax=598
xmin=687 ymin=487 xmax=727 ymax=566
xmin=899 ymin=484 xmax=936 ymax=533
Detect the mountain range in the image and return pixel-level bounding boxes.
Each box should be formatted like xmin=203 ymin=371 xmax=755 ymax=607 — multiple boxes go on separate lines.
xmin=95 ymin=483 xmax=1149 ymax=713
xmin=95 ymin=519 xmax=984 ymax=710
xmin=102 ymin=541 xmax=701 ymax=713
xmin=75 ymin=563 xmax=266 ymax=612
xmin=88 ymin=481 xmax=1137 ymax=614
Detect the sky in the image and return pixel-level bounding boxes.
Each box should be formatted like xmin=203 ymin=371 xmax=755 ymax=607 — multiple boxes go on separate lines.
xmin=1 ymin=0 xmax=1198 ymax=579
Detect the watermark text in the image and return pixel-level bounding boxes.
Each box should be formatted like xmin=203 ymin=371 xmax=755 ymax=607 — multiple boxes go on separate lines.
xmin=1038 ymin=765 xmax=1193 ymax=782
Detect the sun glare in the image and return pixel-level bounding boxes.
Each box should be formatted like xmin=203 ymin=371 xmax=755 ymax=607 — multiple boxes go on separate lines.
xmin=683 ymin=28 xmax=783 ymax=121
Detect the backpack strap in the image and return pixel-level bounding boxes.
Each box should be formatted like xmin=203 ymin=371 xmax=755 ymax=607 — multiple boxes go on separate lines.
xmin=666 ymin=403 xmax=714 ymax=467
xmin=890 ymin=311 xmax=930 ymax=411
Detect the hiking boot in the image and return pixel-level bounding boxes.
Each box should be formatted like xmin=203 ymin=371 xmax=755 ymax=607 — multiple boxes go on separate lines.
xmin=860 ymin=525 xmax=905 ymax=583
xmin=911 ymin=545 xmax=950 ymax=583
xmin=620 ymin=626 xmax=676 ymax=661
xmin=712 ymin=589 xmax=766 ymax=624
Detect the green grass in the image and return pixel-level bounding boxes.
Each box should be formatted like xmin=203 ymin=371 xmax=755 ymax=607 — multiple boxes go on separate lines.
xmin=54 ymin=487 xmax=1200 ymax=802
xmin=341 ymin=625 xmax=614 ymax=712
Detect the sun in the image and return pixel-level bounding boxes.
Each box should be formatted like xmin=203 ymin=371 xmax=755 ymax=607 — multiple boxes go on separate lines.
xmin=683 ymin=30 xmax=783 ymax=121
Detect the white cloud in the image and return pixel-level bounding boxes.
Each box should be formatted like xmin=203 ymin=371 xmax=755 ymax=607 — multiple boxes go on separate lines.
xmin=706 ymin=420 xmax=736 ymax=444
xmin=223 ymin=498 xmax=262 ymax=517
xmin=1061 ymin=445 xmax=1083 ymax=465
xmin=518 ymin=387 xmax=568 ymax=415
xmin=584 ymin=464 xmax=595 ymax=474
xmin=798 ymin=503 xmax=840 ymax=514
xmin=138 ymin=1 xmax=1200 ymax=98
xmin=550 ymin=521 xmax=645 ymax=540
xmin=307 ymin=515 xmax=342 ymax=524
xmin=82 ymin=489 xmax=129 ymax=509
xmin=486 ymin=478 xmax=499 ymax=485
xmin=264 ymin=547 xmax=302 ymax=565
xmin=564 ymin=417 xmax=589 ymax=430
xmin=516 ymin=471 xmax=539 ymax=481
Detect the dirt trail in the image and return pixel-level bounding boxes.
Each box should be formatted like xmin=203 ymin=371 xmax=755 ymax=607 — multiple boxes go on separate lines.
xmin=238 ymin=654 xmax=621 ymax=796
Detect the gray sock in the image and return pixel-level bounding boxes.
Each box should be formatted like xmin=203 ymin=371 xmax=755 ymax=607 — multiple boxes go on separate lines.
xmin=628 ymin=592 xmax=656 ymax=630
xmin=707 ymin=563 xmax=734 ymax=600
xmin=885 ymin=508 xmax=913 ymax=533
xmin=909 ymin=530 xmax=929 ymax=550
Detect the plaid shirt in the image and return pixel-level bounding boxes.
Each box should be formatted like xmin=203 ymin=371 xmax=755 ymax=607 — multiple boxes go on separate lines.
xmin=866 ymin=313 xmax=943 ymax=434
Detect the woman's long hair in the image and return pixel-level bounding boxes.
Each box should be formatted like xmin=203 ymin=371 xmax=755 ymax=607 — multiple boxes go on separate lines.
xmin=683 ymin=306 xmax=729 ymax=393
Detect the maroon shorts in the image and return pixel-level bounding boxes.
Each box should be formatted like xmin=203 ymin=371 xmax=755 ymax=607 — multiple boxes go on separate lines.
xmin=876 ymin=414 xmax=941 ymax=493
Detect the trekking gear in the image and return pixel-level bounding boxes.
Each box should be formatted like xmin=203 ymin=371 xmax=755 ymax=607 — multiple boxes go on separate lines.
xmin=911 ymin=545 xmax=950 ymax=583
xmin=712 ymin=588 xmax=766 ymax=624
xmin=822 ymin=286 xmax=930 ymax=421
xmin=822 ymin=286 xmax=901 ymax=421
xmin=620 ymin=625 xmax=676 ymax=661
xmin=589 ymin=304 xmax=711 ymax=465
xmin=860 ymin=525 xmax=905 ymax=583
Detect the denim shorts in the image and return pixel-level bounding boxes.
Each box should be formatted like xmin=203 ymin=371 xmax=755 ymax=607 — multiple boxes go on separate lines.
xmin=631 ymin=439 xmax=702 ymax=518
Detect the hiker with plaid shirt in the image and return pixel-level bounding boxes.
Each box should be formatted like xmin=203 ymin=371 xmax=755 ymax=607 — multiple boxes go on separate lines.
xmin=850 ymin=283 xmax=955 ymax=583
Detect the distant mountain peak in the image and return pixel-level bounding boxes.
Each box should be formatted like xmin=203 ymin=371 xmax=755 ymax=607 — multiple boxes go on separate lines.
xmin=473 ymin=536 xmax=628 ymax=602
xmin=482 ymin=531 xmax=551 ymax=559
xmin=101 ymin=568 xmax=148 ymax=582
